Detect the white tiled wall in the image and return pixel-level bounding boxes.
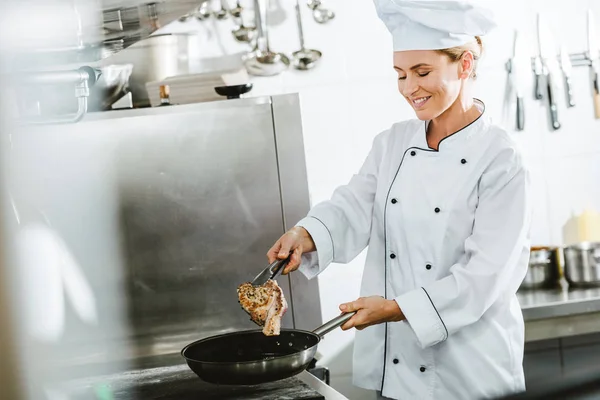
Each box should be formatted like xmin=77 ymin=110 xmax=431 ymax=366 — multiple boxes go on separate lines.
xmin=167 ymin=0 xmax=600 ymax=397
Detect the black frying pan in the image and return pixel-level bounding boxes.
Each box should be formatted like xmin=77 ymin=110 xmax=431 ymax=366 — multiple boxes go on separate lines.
xmin=181 ymin=312 xmax=354 ymax=385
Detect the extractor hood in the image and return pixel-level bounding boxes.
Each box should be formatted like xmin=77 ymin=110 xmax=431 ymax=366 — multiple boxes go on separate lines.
xmin=7 ymin=0 xmax=202 ymax=67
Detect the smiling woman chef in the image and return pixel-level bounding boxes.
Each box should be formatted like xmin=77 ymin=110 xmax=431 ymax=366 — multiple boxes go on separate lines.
xmin=268 ymin=0 xmax=532 ymax=399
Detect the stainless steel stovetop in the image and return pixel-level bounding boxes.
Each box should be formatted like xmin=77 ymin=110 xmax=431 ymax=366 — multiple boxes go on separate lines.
xmin=57 ymin=364 xmax=325 ymax=400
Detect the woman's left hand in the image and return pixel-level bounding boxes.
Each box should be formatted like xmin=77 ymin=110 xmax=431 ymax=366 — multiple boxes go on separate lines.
xmin=339 ymin=296 xmax=405 ymax=331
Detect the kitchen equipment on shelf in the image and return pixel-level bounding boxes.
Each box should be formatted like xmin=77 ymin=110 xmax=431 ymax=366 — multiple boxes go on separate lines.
xmin=537 ymin=13 xmax=561 ymax=130
xmin=520 ymin=246 xmax=562 ymax=290
xmin=181 ymin=311 xmax=355 ymax=385
xmin=587 ymin=9 xmax=600 ymax=119
xmin=214 ymin=83 xmax=253 ymax=99
xmin=292 ymin=0 xmax=322 ymax=70
xmin=243 ymin=0 xmax=290 ymax=76
xmin=506 ymin=30 xmax=528 ymax=131
xmin=560 ymin=44 xmax=576 ymax=108
xmin=146 ymin=68 xmax=249 ymax=106
xmin=564 ymin=242 xmax=600 ymax=288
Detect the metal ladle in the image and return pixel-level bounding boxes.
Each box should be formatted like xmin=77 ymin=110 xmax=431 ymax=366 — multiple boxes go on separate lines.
xmin=214 ymin=0 xmax=229 ymax=19
xmin=230 ymin=0 xmax=257 ymax=43
xmin=292 ymin=0 xmax=321 ymax=70
xmin=313 ymin=7 xmax=334 ymax=24
xmin=196 ymin=1 xmax=211 ymax=20
xmin=230 ymin=0 xmax=243 ymax=17
xmin=232 ymin=20 xmax=257 ymax=43
xmin=243 ymin=0 xmax=290 ymax=76
xmin=307 ymin=0 xmax=334 ymax=24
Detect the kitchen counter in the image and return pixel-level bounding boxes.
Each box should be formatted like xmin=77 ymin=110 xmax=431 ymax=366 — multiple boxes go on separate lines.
xmin=299 ymin=370 xmax=349 ymax=400
xmin=518 ymin=286 xmax=600 ymax=342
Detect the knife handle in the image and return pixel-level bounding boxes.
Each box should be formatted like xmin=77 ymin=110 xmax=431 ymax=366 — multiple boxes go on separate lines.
xmin=564 ymin=75 xmax=575 ymax=107
xmin=594 ymin=92 xmax=600 ymax=120
xmin=535 ymin=73 xmax=544 ymax=100
xmin=516 ymin=96 xmax=525 ymax=131
xmin=550 ymin=104 xmax=561 ymax=130
xmin=546 ymin=73 xmax=561 ymax=130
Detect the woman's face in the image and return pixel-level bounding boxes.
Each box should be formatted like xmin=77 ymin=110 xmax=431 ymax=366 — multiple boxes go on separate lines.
xmin=393 ymin=50 xmax=468 ymax=121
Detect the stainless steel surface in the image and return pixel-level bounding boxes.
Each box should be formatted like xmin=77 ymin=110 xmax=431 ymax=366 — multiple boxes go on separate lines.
xmin=251 ymin=257 xmax=289 ymax=286
xmin=292 ymin=0 xmax=322 ymax=70
xmin=271 ymin=94 xmax=322 ymax=332
xmin=537 ymin=13 xmax=561 ymax=130
xmin=9 ymin=1 xmax=206 ymax=66
xmin=16 ymin=67 xmax=97 ymax=124
xmin=101 ymin=33 xmax=192 ymax=107
xmin=519 ymin=286 xmax=600 ymax=321
xmin=560 ymin=45 xmax=575 ymax=107
xmin=521 ymin=247 xmax=561 ymax=290
xmin=298 ymin=370 xmax=348 ymax=400
xmin=10 ymin=94 xmax=321 ymax=376
xmin=312 ymin=312 xmax=355 ymax=337
xmin=243 ymin=0 xmax=290 ymax=76
xmin=519 ymin=286 xmax=600 ymax=342
xmin=564 ymin=242 xmax=600 ymax=287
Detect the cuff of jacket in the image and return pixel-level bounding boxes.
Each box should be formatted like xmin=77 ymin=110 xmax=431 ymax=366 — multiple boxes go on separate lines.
xmin=295 ymin=216 xmax=334 ymax=280
xmin=395 ymin=287 xmax=448 ymax=349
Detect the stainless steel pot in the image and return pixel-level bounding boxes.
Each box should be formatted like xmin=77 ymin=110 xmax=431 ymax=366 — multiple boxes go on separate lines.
xmin=520 ymin=246 xmax=561 ymax=290
xmin=564 ymin=242 xmax=600 ymax=288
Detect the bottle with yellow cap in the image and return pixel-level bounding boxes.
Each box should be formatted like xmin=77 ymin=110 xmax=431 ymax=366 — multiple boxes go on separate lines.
xmin=563 ymin=208 xmax=600 ymax=245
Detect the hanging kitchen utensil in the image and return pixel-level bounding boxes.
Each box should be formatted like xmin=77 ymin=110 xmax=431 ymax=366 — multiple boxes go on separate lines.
xmin=587 ymin=10 xmax=600 ymax=119
xmin=509 ymin=30 xmax=528 ymax=131
xmin=560 ymin=44 xmax=576 ymax=108
xmin=196 ymin=1 xmax=211 ymax=20
xmin=306 ymin=0 xmax=334 ymax=24
xmin=214 ymin=0 xmax=229 ymax=19
xmin=230 ymin=0 xmax=243 ymax=17
xmin=533 ymin=57 xmax=544 ymax=100
xmin=243 ymin=0 xmax=290 ymax=76
xmin=537 ymin=13 xmax=561 ymax=130
xmin=292 ymin=0 xmax=322 ymax=70
xmin=181 ymin=311 xmax=355 ymax=385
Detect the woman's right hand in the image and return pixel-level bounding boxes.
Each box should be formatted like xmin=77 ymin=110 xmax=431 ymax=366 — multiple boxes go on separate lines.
xmin=267 ymin=227 xmax=316 ymax=275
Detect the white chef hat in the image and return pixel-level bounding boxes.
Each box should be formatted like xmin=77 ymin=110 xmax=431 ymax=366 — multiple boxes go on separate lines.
xmin=374 ymin=0 xmax=497 ymax=51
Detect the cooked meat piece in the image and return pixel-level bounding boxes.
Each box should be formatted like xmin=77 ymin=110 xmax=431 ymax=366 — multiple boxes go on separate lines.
xmin=237 ymin=279 xmax=288 ymax=336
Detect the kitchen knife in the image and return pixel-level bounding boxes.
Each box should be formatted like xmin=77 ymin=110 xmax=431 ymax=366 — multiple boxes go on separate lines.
xmin=587 ymin=10 xmax=600 ymax=119
xmin=511 ymin=30 xmax=529 ymax=130
xmin=251 ymin=256 xmax=290 ymax=286
xmin=560 ymin=44 xmax=576 ymax=107
xmin=537 ymin=14 xmax=561 ymax=130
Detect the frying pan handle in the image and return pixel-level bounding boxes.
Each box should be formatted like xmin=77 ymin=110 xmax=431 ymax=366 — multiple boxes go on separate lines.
xmin=312 ymin=312 xmax=356 ymax=337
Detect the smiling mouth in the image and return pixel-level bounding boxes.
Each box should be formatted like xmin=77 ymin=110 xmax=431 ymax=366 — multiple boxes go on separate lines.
xmin=411 ymin=96 xmax=431 ymax=109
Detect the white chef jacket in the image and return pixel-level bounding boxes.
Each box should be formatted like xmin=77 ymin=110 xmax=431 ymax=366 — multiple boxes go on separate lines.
xmin=297 ymin=100 xmax=532 ymax=400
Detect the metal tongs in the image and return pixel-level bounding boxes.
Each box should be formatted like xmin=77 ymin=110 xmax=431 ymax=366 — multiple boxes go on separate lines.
xmin=251 ymin=256 xmax=291 ymax=286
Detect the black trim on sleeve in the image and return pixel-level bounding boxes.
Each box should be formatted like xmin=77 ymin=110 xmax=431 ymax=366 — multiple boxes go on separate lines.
xmin=421 ymin=287 xmax=449 ymax=340
xmin=308 ymin=216 xmax=335 ymax=260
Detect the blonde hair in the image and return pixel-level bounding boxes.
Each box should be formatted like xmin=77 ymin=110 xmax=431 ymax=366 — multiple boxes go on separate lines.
xmin=436 ymin=36 xmax=484 ymax=79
